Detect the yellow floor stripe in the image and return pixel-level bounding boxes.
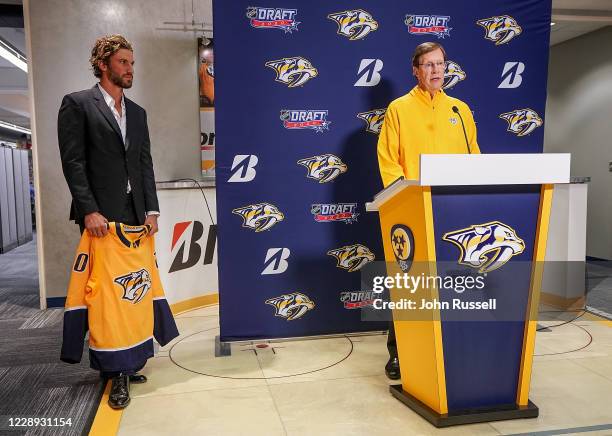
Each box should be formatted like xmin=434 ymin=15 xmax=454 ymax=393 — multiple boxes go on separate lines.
xmin=170 ymin=293 xmax=219 ymax=316
xmin=89 ymin=381 xmax=123 ymax=436
xmin=88 ymin=294 xmax=220 ymax=434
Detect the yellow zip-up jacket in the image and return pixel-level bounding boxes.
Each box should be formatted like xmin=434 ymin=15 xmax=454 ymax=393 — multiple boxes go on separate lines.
xmin=377 ymin=86 xmax=480 ymax=187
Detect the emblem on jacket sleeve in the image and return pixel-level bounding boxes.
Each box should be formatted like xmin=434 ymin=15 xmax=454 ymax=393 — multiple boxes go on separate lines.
xmin=327 ymin=244 xmax=375 ymax=272
xmin=232 ymin=203 xmax=284 ymax=232
xmin=443 ymin=221 xmax=525 ymax=273
xmin=265 ymin=292 xmax=315 ymax=320
xmin=476 ymin=15 xmax=522 ymax=45
xmin=114 ymin=269 xmax=152 ymax=304
xmin=328 ymin=9 xmax=378 ymax=40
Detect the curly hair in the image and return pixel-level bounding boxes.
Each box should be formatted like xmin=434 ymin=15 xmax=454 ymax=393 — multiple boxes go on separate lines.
xmin=89 ymin=35 xmax=133 ymax=78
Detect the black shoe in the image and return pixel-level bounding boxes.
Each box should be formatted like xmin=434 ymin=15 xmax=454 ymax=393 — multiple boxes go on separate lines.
xmin=385 ymin=357 xmax=401 ymax=380
xmin=129 ymin=374 xmax=147 ymax=384
xmin=108 ymin=375 xmax=130 ymax=409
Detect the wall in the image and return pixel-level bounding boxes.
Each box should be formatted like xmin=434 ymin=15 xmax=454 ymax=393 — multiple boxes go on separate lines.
xmin=24 ymin=0 xmax=211 ymax=303
xmin=544 ymin=26 xmax=612 ymax=259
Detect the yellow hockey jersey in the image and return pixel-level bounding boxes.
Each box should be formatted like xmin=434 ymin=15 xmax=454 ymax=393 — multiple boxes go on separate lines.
xmin=377 ymin=86 xmax=481 ymax=187
xmin=61 ymin=223 xmax=179 ymax=372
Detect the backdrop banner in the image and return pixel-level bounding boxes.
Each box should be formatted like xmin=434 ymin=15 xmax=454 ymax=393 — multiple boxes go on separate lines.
xmin=214 ymin=0 xmax=552 ymax=341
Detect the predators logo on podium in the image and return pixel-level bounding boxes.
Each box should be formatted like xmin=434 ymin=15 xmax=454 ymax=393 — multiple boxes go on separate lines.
xmin=266 ymin=292 xmax=315 ymax=321
xmin=328 ymin=9 xmax=378 ymax=41
xmin=265 ymin=57 xmax=318 ymax=88
xmin=297 ymin=154 xmax=347 ymax=183
xmin=328 ymin=244 xmax=375 ymax=272
xmin=114 ymin=269 xmax=152 ymax=304
xmin=499 ymin=108 xmax=543 ymax=137
xmin=232 ymin=203 xmax=285 ymax=232
xmin=443 ymin=61 xmax=466 ymax=89
xmin=443 ymin=221 xmax=525 ymax=273
xmin=357 ymin=109 xmax=386 ymax=134
xmin=477 ymin=15 xmax=522 ymax=45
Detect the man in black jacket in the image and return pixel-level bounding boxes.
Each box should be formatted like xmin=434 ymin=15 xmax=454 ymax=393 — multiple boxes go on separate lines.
xmin=57 ymin=34 xmax=159 ymax=409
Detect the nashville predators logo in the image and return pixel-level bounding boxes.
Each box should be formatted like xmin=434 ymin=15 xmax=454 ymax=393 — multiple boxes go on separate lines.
xmin=327 ymin=244 xmax=375 ymax=272
xmin=443 ymin=221 xmax=525 ymax=273
xmin=114 ymin=269 xmax=152 ymax=304
xmin=357 ymin=109 xmax=386 ymax=134
xmin=443 ymin=61 xmax=466 ymax=89
xmin=499 ymin=108 xmax=543 ymax=137
xmin=266 ymin=292 xmax=315 ymax=321
xmin=477 ymin=15 xmax=522 ymax=45
xmin=297 ymin=154 xmax=347 ymax=183
xmin=390 ymin=224 xmax=415 ymax=272
xmin=328 ymin=9 xmax=378 ymax=41
xmin=232 ymin=203 xmax=285 ymax=232
xmin=265 ymin=57 xmax=318 ymax=88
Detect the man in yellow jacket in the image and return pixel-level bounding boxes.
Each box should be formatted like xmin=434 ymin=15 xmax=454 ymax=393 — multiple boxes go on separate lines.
xmin=377 ymin=42 xmax=480 ymax=379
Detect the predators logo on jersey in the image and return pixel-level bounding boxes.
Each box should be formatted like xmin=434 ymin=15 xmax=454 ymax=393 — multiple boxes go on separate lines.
xmin=443 ymin=221 xmax=525 ymax=273
xmin=477 ymin=15 xmax=522 ymax=45
xmin=499 ymin=108 xmax=543 ymax=137
xmin=328 ymin=9 xmax=378 ymax=41
xmin=266 ymin=292 xmax=315 ymax=321
xmin=357 ymin=109 xmax=386 ymax=134
xmin=327 ymin=244 xmax=375 ymax=272
xmin=232 ymin=203 xmax=285 ymax=232
xmin=265 ymin=57 xmax=318 ymax=88
xmin=114 ymin=269 xmax=152 ymax=304
xmin=443 ymin=61 xmax=466 ymax=89
xmin=297 ymin=154 xmax=347 ymax=183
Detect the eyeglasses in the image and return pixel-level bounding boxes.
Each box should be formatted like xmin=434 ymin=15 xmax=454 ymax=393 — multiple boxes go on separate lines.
xmin=418 ymin=61 xmax=446 ymax=70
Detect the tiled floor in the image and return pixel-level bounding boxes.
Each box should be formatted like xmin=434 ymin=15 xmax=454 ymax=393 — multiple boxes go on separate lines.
xmin=118 ymin=306 xmax=612 ymax=436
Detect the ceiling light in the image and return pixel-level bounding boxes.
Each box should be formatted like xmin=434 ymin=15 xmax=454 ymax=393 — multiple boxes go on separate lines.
xmin=550 ymin=22 xmax=556 ymax=26
xmin=0 ymin=39 xmax=27 ymax=72
xmin=0 ymin=120 xmax=31 ymax=134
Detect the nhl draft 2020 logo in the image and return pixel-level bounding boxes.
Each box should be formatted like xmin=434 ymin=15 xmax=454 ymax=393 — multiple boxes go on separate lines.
xmin=311 ymin=203 xmax=358 ymax=224
xmin=281 ymin=110 xmax=330 ymax=132
xmin=114 ymin=269 xmax=152 ymax=304
xmin=246 ymin=7 xmax=300 ymax=33
xmin=405 ymin=15 xmax=452 ymax=38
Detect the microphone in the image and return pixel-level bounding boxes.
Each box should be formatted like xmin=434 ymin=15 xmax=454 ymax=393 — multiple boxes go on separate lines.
xmin=452 ymin=106 xmax=471 ymax=154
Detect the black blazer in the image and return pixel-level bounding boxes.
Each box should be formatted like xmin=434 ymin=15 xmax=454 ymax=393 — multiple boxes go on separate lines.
xmin=57 ymin=85 xmax=159 ymax=225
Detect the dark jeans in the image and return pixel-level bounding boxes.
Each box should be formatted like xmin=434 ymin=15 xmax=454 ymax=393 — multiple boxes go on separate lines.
xmin=387 ymin=321 xmax=397 ymax=360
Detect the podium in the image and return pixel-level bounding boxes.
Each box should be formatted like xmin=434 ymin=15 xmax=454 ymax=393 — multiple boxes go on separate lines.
xmin=366 ymin=154 xmax=571 ymax=427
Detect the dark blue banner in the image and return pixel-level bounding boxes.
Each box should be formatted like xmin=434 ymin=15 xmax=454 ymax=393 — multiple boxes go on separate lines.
xmin=214 ymin=0 xmax=552 ymax=341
